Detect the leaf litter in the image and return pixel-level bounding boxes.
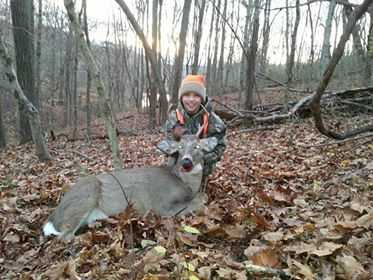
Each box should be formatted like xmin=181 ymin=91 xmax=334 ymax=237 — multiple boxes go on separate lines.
xmin=1 ymin=115 xmax=373 ymax=279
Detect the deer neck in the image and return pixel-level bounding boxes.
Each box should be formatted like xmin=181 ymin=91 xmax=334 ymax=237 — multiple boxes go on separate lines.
xmin=172 ymin=163 xmax=203 ymax=194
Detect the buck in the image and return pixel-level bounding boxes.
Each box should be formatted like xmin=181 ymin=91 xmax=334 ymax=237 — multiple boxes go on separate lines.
xmin=43 ymin=130 xmax=218 ymax=240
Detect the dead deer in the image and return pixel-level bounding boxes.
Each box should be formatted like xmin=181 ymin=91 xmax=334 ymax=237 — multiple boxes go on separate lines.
xmin=43 ymin=130 xmax=218 ymax=240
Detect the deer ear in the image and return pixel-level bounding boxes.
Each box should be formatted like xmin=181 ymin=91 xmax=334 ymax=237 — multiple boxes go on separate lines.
xmin=157 ymin=140 xmax=179 ymax=155
xmin=199 ymin=137 xmax=218 ymax=153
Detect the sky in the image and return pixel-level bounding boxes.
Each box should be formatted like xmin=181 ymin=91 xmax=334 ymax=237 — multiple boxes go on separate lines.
xmin=46 ymin=0 xmax=369 ymax=65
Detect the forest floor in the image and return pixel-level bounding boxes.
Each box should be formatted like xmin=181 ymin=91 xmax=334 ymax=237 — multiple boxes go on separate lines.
xmin=1 ymin=92 xmax=373 ymax=279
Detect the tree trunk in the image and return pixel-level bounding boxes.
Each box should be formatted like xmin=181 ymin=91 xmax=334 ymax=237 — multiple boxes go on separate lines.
xmin=239 ymin=0 xmax=252 ymax=107
xmin=245 ymin=0 xmax=260 ymax=111
xmin=216 ymin=0 xmax=228 ymax=95
xmin=35 ymin=0 xmax=42 ymax=112
xmin=64 ymin=28 xmax=73 ymax=127
xmin=206 ymin=0 xmax=217 ymax=96
xmin=0 ymin=94 xmax=6 ymax=149
xmin=169 ymin=0 xmax=193 ymax=106
xmin=307 ymin=4 xmax=315 ymax=65
xmin=114 ymin=0 xmax=167 ymax=124
xmin=191 ymin=0 xmax=206 ymax=74
xmin=10 ymin=0 xmax=37 ymax=144
xmin=72 ymin=35 xmax=79 ymax=139
xmin=320 ymin=0 xmax=337 ymax=75
xmin=286 ymin=0 xmax=300 ymax=84
xmin=82 ymin=0 xmax=92 ymax=140
xmin=344 ymin=4 xmax=369 ymax=86
xmin=311 ymin=0 xmax=373 ymax=140
xmin=366 ymin=7 xmax=373 ymax=84
xmin=260 ymin=0 xmax=271 ymax=73
xmin=64 ymin=0 xmax=123 ymax=169
xmin=0 ymin=32 xmax=51 ymax=161
xmin=148 ymin=0 xmax=158 ymax=127
xmin=211 ymin=0 xmax=222 ymax=95
xmin=157 ymin=0 xmax=168 ymax=123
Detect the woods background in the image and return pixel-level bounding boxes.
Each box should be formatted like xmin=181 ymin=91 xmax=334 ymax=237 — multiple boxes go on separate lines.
xmin=0 ymin=0 xmax=372 ymax=150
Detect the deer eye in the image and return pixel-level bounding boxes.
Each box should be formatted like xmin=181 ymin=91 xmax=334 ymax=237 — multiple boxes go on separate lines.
xmin=195 ymin=145 xmax=200 ymax=149
xmin=178 ymin=144 xmax=183 ymax=149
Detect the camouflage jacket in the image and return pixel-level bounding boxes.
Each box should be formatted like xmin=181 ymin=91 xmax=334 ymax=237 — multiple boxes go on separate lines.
xmin=164 ymin=98 xmax=227 ymax=166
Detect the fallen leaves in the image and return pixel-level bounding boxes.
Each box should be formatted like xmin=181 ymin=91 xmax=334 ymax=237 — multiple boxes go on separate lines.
xmin=1 ymin=114 xmax=373 ymax=279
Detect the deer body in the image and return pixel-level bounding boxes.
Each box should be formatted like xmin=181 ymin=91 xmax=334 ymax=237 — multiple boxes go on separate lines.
xmin=43 ymin=135 xmax=217 ymax=240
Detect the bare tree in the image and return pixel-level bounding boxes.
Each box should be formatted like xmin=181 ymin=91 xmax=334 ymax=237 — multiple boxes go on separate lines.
xmin=35 ymin=0 xmax=42 ymax=111
xmin=0 ymin=32 xmax=51 ymax=160
xmin=192 ymin=0 xmax=207 ymax=74
xmin=216 ymin=0 xmax=228 ymax=94
xmin=311 ymin=0 xmax=373 ymax=140
xmin=64 ymin=0 xmax=123 ymax=169
xmin=169 ymin=0 xmax=193 ymax=105
xmin=320 ymin=0 xmax=337 ymax=74
xmin=81 ymin=0 xmax=92 ymax=139
xmin=0 ymin=94 xmax=6 ymax=148
xmin=10 ymin=0 xmax=38 ymax=144
xmin=260 ymin=0 xmax=271 ymax=73
xmin=149 ymin=0 xmax=158 ymax=127
xmin=114 ymin=0 xmax=167 ymax=125
xmin=244 ymin=0 xmax=260 ymax=110
xmin=286 ymin=0 xmax=300 ymax=84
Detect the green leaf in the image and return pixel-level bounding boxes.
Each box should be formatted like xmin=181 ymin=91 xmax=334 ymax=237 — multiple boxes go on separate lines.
xmin=152 ymin=245 xmax=166 ymax=257
xmin=182 ymin=225 xmax=201 ymax=235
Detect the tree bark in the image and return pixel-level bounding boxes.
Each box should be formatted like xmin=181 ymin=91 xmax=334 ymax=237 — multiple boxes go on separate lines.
xmin=320 ymin=0 xmax=337 ymax=75
xmin=216 ymin=0 xmax=228 ymax=94
xmin=0 ymin=94 xmax=6 ymax=149
xmin=64 ymin=0 xmax=123 ymax=169
xmin=286 ymin=0 xmax=300 ymax=84
xmin=114 ymin=0 xmax=167 ymax=124
xmin=192 ymin=0 xmax=206 ymax=74
xmin=244 ymin=0 xmax=260 ymax=110
xmin=0 ymin=32 xmax=51 ymax=161
xmin=35 ymin=0 xmax=42 ymax=112
xmin=169 ymin=0 xmax=193 ymax=105
xmin=82 ymin=0 xmax=92 ymax=140
xmin=239 ymin=0 xmax=252 ymax=107
xmin=260 ymin=0 xmax=271 ymax=73
xmin=10 ymin=0 xmax=37 ymax=144
xmin=311 ymin=0 xmax=373 ymax=140
xmin=149 ymin=0 xmax=158 ymax=127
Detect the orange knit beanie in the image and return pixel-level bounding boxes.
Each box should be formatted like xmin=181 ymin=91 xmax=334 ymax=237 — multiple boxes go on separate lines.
xmin=178 ymin=75 xmax=206 ymax=102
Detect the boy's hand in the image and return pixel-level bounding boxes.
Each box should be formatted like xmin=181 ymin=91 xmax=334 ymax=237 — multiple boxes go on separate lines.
xmin=172 ymin=125 xmax=186 ymax=141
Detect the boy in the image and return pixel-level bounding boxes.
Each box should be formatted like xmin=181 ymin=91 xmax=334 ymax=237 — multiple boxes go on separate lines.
xmin=165 ymin=75 xmax=226 ymax=184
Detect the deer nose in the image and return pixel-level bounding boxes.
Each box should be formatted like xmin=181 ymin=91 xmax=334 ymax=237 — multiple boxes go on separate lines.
xmin=181 ymin=158 xmax=193 ymax=170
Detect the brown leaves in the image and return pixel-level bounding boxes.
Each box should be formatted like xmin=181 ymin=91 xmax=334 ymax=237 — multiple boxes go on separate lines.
xmin=1 ymin=110 xmax=373 ymax=279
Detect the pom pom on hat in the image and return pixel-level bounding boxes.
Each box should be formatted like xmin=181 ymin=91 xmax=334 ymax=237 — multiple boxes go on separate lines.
xmin=178 ymin=75 xmax=206 ymax=102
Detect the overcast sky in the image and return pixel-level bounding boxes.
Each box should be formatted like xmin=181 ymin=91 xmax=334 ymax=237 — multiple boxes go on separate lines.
xmin=47 ymin=0 xmax=368 ymax=65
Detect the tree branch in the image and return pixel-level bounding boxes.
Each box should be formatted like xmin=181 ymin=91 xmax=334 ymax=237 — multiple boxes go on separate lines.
xmin=310 ymin=0 xmax=373 ymax=140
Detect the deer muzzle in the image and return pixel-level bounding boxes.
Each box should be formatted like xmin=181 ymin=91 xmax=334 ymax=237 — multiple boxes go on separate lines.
xmin=180 ymin=157 xmax=194 ymax=172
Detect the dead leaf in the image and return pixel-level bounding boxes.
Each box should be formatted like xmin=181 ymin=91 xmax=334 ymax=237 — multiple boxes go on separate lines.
xmin=355 ymin=212 xmax=373 ymax=229
xmin=251 ymin=248 xmax=280 ymax=268
xmin=336 ymin=254 xmax=369 ymax=280
xmin=311 ymin=242 xmax=343 ymax=257
xmin=262 ymin=230 xmax=284 ymax=243
xmin=292 ymin=260 xmax=315 ymax=280
xmin=44 ymin=260 xmax=81 ymax=280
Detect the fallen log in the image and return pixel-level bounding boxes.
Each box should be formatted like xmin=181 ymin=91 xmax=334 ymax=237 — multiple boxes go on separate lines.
xmin=213 ymin=86 xmax=373 ymax=127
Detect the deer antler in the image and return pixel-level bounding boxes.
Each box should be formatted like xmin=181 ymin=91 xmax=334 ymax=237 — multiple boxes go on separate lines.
xmin=196 ymin=124 xmax=204 ymax=138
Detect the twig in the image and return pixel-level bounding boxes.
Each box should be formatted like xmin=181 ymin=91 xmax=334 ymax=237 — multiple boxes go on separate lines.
xmin=245 ymin=263 xmax=291 ymax=279
xmin=237 ymin=126 xmax=280 ymax=134
xmin=298 ymin=133 xmax=373 ymax=148
xmin=211 ymin=98 xmax=244 ymax=117
xmin=71 ymin=150 xmax=91 ymax=161
xmin=256 ymin=72 xmax=313 ymax=94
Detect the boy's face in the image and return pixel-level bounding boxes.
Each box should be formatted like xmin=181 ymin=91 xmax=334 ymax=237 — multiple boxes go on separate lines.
xmin=181 ymin=92 xmax=203 ymax=114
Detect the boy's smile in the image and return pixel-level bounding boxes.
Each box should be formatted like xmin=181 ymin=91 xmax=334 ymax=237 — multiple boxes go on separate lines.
xmin=182 ymin=92 xmax=203 ymax=114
